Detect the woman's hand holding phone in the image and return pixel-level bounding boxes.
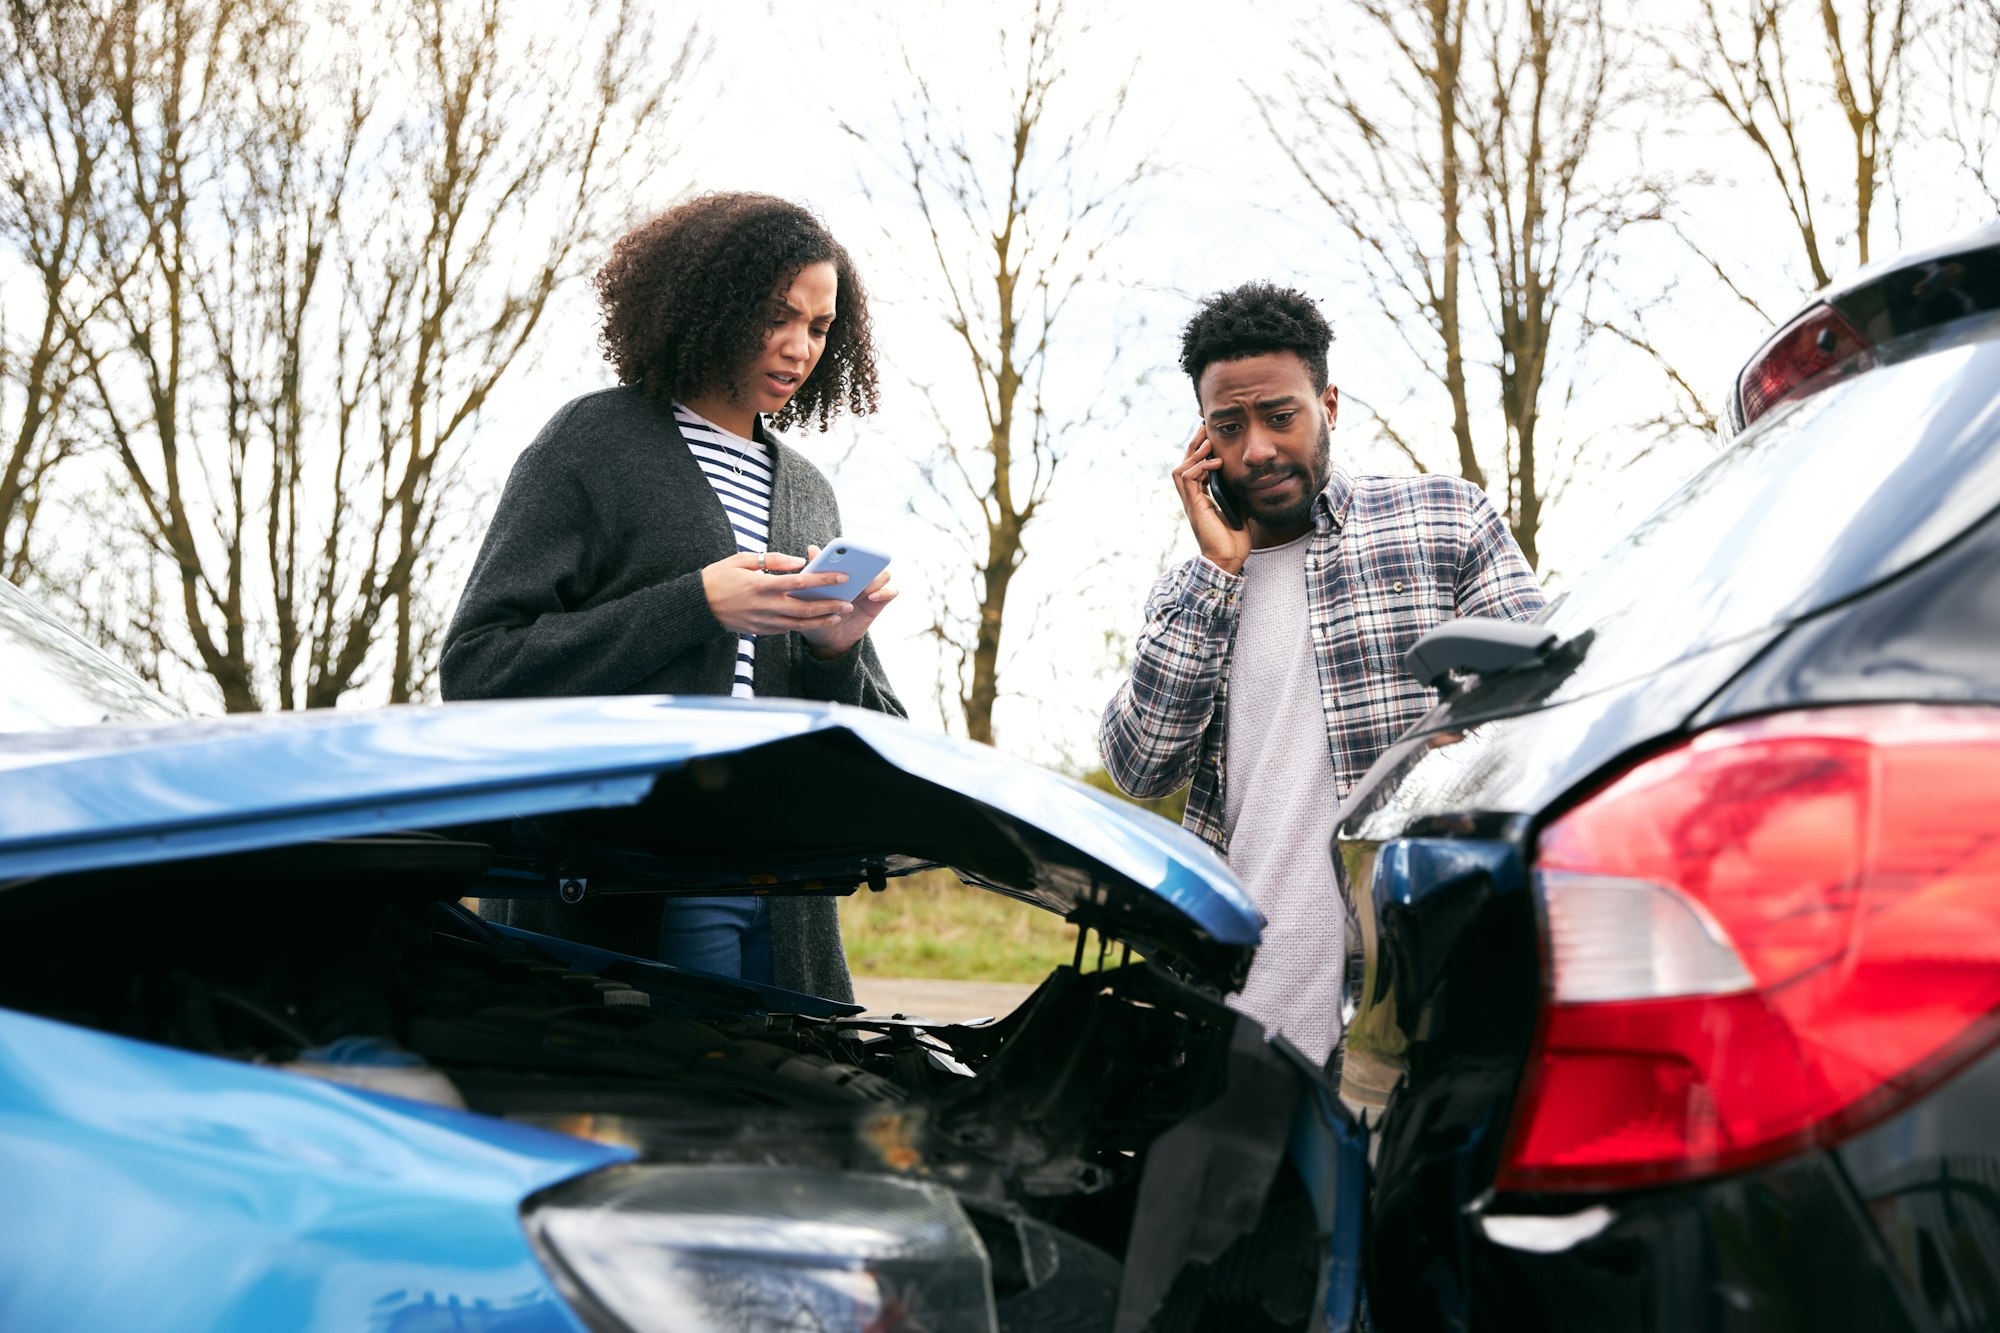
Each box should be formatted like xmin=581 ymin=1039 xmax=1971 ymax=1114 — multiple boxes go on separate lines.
xmin=1174 ymin=423 xmax=1251 ymax=575
xmin=702 ymin=542 xmax=897 ymax=656
xmin=701 ymin=551 xmax=853 ymax=636
xmin=794 ymin=543 xmax=897 ymax=659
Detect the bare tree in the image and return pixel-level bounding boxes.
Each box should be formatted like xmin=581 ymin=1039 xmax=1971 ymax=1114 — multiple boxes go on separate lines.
xmin=1464 ymin=0 xmax=1664 ymax=567
xmin=348 ymin=0 xmax=691 ymax=704
xmin=1667 ymin=0 xmax=1914 ymax=302
xmin=1934 ymin=0 xmax=2000 ymax=210
xmin=49 ymin=0 xmax=690 ymax=712
xmin=1258 ymin=0 xmax=1486 ymax=487
xmin=196 ymin=0 xmax=373 ymax=710
xmin=846 ymin=0 xmax=1144 ymax=747
xmin=0 ymin=2 xmax=118 ymax=582
xmin=68 ymin=0 xmax=266 ymax=708
xmin=1262 ymin=0 xmax=1653 ymax=568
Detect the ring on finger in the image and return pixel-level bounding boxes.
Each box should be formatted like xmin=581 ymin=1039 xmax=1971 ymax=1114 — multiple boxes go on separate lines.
xmin=758 ymin=551 xmax=767 ymax=572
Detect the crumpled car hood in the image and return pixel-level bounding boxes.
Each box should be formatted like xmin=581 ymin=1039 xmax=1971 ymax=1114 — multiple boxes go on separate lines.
xmin=0 ymin=695 xmax=1258 ymax=986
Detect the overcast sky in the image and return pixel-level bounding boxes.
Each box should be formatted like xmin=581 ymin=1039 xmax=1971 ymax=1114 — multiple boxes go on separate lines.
xmin=477 ymin=0 xmax=1990 ymax=765
xmin=19 ymin=0 xmax=1982 ymax=759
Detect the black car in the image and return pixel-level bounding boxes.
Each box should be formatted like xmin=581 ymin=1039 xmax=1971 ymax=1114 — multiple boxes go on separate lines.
xmin=1337 ymin=222 xmax=2000 ymax=1331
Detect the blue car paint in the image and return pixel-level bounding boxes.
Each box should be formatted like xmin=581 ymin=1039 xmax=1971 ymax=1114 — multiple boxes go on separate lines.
xmin=1287 ymin=1077 xmax=1368 ymax=1333
xmin=0 ymin=694 xmax=1317 ymax=1325
xmin=839 ymin=708 xmax=1260 ymax=947
xmin=0 ymin=696 xmax=1259 ymax=949
xmin=0 ymin=1006 xmax=628 ymax=1332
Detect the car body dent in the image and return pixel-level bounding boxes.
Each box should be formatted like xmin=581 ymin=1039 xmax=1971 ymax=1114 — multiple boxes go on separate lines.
xmin=0 ymin=1005 xmax=626 ymax=1331
xmin=0 ymin=695 xmax=1259 ymax=980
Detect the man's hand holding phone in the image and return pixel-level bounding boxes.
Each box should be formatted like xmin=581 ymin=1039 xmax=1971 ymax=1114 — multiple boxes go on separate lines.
xmin=1174 ymin=423 xmax=1251 ymax=576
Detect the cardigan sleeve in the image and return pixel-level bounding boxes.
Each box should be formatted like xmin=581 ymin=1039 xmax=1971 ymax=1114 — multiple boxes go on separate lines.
xmin=794 ymin=632 xmax=906 ymax=717
xmin=439 ymin=432 xmax=725 ymax=700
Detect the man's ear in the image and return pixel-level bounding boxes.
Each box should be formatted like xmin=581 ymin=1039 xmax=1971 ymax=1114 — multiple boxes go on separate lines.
xmin=1323 ymin=383 xmax=1340 ymax=430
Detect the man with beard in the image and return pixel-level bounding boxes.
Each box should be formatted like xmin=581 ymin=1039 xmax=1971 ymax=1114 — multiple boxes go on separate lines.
xmin=1099 ymin=283 xmax=1543 ymax=1067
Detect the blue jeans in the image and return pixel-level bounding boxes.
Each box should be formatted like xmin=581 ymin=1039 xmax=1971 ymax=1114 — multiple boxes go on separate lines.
xmin=656 ymin=895 xmax=774 ymax=984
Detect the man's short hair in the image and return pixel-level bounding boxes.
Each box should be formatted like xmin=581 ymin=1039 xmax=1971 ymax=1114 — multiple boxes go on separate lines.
xmin=1179 ymin=282 xmax=1333 ymax=394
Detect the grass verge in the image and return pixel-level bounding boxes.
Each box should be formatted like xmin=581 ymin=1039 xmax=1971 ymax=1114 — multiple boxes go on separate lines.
xmin=839 ymin=867 xmax=1079 ymax=983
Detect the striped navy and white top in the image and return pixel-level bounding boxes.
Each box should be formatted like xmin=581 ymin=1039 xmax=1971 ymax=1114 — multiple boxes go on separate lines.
xmin=674 ymin=403 xmax=772 ymax=698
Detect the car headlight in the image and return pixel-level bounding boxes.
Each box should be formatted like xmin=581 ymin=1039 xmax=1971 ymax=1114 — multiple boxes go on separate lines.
xmin=525 ymin=1164 xmax=998 ymax=1332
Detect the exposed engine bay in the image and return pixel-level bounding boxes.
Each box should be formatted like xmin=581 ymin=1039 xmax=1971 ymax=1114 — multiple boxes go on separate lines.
xmin=0 ymin=838 xmax=1331 ymax=1331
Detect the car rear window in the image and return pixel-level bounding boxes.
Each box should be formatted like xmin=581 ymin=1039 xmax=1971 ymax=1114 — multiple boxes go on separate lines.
xmin=1541 ymin=322 xmax=2000 ymax=676
xmin=0 ymin=580 xmax=183 ymax=731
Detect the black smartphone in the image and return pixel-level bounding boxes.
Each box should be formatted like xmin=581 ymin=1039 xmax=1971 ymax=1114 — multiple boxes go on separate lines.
xmin=1207 ymin=473 xmax=1245 ymax=530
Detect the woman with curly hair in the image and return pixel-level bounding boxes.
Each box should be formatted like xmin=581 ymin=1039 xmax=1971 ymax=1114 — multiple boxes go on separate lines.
xmin=440 ymin=192 xmax=902 ymax=1001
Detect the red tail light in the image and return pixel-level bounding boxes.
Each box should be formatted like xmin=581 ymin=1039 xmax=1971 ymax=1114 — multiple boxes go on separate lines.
xmin=1736 ymin=303 xmax=1875 ymax=428
xmin=1499 ymin=705 xmax=2000 ymax=1192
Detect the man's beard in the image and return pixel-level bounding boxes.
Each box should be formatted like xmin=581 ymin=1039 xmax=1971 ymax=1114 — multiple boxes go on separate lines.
xmin=1225 ymin=417 xmax=1332 ymax=531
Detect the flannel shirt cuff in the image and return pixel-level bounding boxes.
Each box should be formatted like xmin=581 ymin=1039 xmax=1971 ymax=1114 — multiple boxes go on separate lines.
xmin=1178 ymin=556 xmax=1244 ymax=621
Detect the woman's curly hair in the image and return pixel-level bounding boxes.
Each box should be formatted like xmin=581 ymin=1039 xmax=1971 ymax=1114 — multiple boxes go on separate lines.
xmin=594 ymin=193 xmax=880 ymax=431
xmin=1178 ymin=282 xmax=1333 ymax=395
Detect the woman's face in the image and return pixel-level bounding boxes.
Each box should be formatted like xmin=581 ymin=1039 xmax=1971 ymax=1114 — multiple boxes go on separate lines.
xmin=739 ymin=260 xmax=838 ymax=416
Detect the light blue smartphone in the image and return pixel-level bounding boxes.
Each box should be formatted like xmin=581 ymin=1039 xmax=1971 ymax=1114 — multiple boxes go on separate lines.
xmin=787 ymin=539 xmax=892 ymax=601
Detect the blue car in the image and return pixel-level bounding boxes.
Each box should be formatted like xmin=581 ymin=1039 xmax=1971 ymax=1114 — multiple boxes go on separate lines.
xmin=0 ymin=578 xmax=1365 ymax=1332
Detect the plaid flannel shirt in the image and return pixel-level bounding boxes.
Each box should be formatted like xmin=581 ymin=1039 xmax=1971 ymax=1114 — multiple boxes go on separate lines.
xmin=1100 ymin=466 xmax=1546 ymax=853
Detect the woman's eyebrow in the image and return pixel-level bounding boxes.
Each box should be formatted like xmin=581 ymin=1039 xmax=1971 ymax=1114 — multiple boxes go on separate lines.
xmin=773 ymin=298 xmax=836 ymax=321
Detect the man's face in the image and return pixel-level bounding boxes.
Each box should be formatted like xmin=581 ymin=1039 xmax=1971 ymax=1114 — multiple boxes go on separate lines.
xmin=1196 ymin=351 xmax=1338 ymax=534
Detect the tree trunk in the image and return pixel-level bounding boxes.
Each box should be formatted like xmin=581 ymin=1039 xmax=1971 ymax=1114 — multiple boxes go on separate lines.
xmin=965 ymin=516 xmax=1023 ymax=746
xmin=1433 ymin=0 xmax=1485 ymax=490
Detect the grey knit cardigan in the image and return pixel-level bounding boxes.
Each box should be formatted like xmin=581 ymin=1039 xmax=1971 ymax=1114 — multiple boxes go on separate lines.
xmin=440 ymin=386 xmax=904 ymax=1002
